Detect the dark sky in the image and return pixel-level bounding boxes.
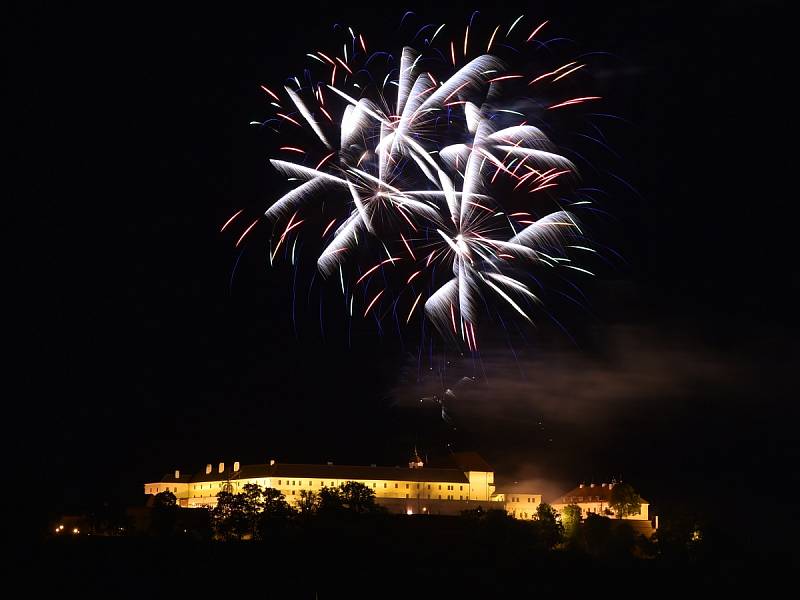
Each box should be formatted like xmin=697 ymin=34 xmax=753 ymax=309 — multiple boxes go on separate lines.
xmin=12 ymin=1 xmax=796 ymax=535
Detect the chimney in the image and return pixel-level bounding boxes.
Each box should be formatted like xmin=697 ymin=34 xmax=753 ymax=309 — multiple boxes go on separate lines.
xmin=174 ymin=470 xmax=180 ymax=479
xmin=579 ymin=483 xmax=584 ymax=488
xmin=608 ymin=483 xmax=614 ymax=489
xmin=590 ymin=483 xmax=595 ymax=488
xmin=601 ymin=483 xmax=606 ymax=487
xmin=218 ymin=462 xmax=225 ymax=474
xmin=269 ymin=459 xmax=276 ymax=466
xmin=206 ymin=464 xmax=212 ymax=475
xmin=233 ymin=461 xmax=240 ymax=472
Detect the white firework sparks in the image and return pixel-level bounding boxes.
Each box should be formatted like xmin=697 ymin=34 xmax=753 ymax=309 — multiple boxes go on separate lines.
xmin=235 ymin=16 xmax=599 ymax=348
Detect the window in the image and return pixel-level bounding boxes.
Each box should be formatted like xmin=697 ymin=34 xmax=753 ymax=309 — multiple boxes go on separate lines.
xmin=278 ymin=480 xmax=281 ymax=485
xmin=406 ymin=484 xmax=409 ymax=489
xmin=460 ymin=485 xmax=463 ymax=491
xmin=395 ymin=483 xmax=398 ymax=488
xmin=384 ymin=483 xmax=387 ymax=488
xmin=438 ymin=495 xmax=442 ymax=499
xmin=438 ymin=485 xmax=442 ymax=490
xmin=427 ymin=485 xmax=431 ymax=490
xmin=460 ymin=495 xmax=463 ymax=500
xmin=373 ymin=483 xmax=376 ymax=488
xmin=405 ymin=494 xmax=409 ymax=498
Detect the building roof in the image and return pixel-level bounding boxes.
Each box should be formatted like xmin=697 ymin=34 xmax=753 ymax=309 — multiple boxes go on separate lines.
xmin=155 ymin=462 xmax=471 ymax=485
xmin=552 ymin=483 xmax=648 ymax=505
xmin=448 ymin=451 xmax=493 ymax=472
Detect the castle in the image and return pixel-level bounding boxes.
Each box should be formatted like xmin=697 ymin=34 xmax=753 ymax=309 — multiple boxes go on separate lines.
xmin=144 ymin=451 xmax=651 ymax=525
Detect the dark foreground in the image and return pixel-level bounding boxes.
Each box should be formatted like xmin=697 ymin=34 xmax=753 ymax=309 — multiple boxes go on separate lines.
xmin=32 ymin=516 xmax=788 ymax=597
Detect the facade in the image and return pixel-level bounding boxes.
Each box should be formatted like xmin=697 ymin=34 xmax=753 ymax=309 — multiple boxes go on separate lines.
xmin=144 ymin=454 xmax=653 ymax=528
xmin=494 ymin=483 xmax=543 ymax=520
xmin=550 ymin=482 xmax=650 ymax=521
xmin=145 ymin=452 xmax=501 ymax=516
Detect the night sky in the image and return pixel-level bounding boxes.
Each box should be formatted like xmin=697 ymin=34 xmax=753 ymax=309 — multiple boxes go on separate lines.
xmin=13 ymin=1 xmax=796 ymax=542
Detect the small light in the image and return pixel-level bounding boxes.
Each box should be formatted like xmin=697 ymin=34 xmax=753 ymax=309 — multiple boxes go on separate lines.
xmin=406 ymin=509 xmax=413 ymax=515
xmin=72 ymin=528 xmax=79 ymax=534
xmin=59 ymin=525 xmax=64 ymax=530
xmin=55 ymin=528 xmax=60 ymax=533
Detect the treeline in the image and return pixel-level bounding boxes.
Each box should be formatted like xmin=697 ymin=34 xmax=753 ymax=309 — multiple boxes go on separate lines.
xmin=138 ymin=481 xmax=708 ymax=564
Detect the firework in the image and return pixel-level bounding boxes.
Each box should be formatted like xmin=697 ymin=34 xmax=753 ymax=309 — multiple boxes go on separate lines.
xmin=234 ymin=14 xmax=600 ymax=347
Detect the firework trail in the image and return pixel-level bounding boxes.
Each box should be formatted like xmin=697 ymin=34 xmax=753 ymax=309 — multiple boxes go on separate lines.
xmin=231 ymin=14 xmax=602 ymax=349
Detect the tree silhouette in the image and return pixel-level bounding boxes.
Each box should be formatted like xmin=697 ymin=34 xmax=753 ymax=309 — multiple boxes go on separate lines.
xmin=296 ymin=490 xmax=318 ymax=516
xmin=610 ymin=483 xmax=642 ymax=518
xmin=151 ymin=491 xmax=177 ymax=537
xmin=317 ymin=485 xmax=344 ymax=515
xmin=532 ymin=502 xmax=564 ymax=549
xmin=562 ymin=504 xmax=582 ymax=540
xmin=339 ymin=481 xmax=382 ymax=513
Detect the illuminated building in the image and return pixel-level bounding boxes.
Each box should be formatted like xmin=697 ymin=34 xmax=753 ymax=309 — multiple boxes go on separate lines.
xmin=551 ymin=482 xmax=650 ymax=521
xmin=144 ymin=451 xmax=516 ymax=516
xmin=144 ymin=454 xmax=651 ymax=526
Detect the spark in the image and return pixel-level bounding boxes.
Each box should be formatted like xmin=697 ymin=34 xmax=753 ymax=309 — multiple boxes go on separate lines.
xmin=507 ymin=15 xmax=524 ymax=37
xmin=235 ymin=219 xmax=259 ymax=247
xmin=407 ymin=270 xmax=422 ymax=284
xmin=526 ymin=20 xmax=548 ymax=42
xmin=220 ymin=209 xmax=244 ymax=232
xmin=487 ymin=25 xmax=500 ymax=52
xmin=553 ymin=64 xmax=585 ymax=81
xmin=400 ymin=233 xmax=417 ymax=260
xmin=549 ymin=96 xmax=602 ymax=109
xmin=321 ymin=219 xmax=337 ymax=238
xmin=276 ymin=113 xmax=302 ymax=127
xmin=406 ymin=293 xmax=423 ymax=323
xmin=260 ymin=85 xmax=281 ymax=101
xmin=356 ymin=258 xmax=402 ymax=284
xmin=488 ymin=74 xmax=524 ymax=83
xmin=363 ymin=290 xmax=385 ymax=317
xmin=315 ymin=152 xmax=336 ymax=170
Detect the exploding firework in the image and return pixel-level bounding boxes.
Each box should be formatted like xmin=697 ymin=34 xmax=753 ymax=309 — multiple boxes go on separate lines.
xmin=227 ymin=14 xmax=604 ymax=349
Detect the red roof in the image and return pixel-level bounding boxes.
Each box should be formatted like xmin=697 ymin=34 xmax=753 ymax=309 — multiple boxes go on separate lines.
xmin=552 ymin=484 xmax=648 ymax=505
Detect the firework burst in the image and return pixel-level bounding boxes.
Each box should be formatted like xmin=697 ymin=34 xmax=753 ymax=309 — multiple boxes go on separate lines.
xmin=230 ymin=14 xmax=603 ymax=349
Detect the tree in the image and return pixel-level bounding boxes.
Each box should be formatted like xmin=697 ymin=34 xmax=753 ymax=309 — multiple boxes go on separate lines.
xmin=317 ymin=485 xmax=344 ymax=515
xmin=609 ymin=483 xmax=642 ymax=519
xmin=532 ymin=502 xmax=564 ymax=549
xmin=239 ymin=483 xmax=264 ymax=538
xmin=579 ymin=513 xmax=637 ymax=560
xmin=262 ymin=487 xmax=294 ymax=519
xmin=296 ymin=490 xmax=318 ymax=516
xmin=211 ymin=491 xmax=248 ymax=540
xmin=339 ymin=481 xmax=382 ymax=513
xmin=257 ymin=487 xmax=295 ymax=539
xmin=562 ymin=504 xmax=582 ymax=540
xmin=151 ymin=491 xmax=178 ymax=537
